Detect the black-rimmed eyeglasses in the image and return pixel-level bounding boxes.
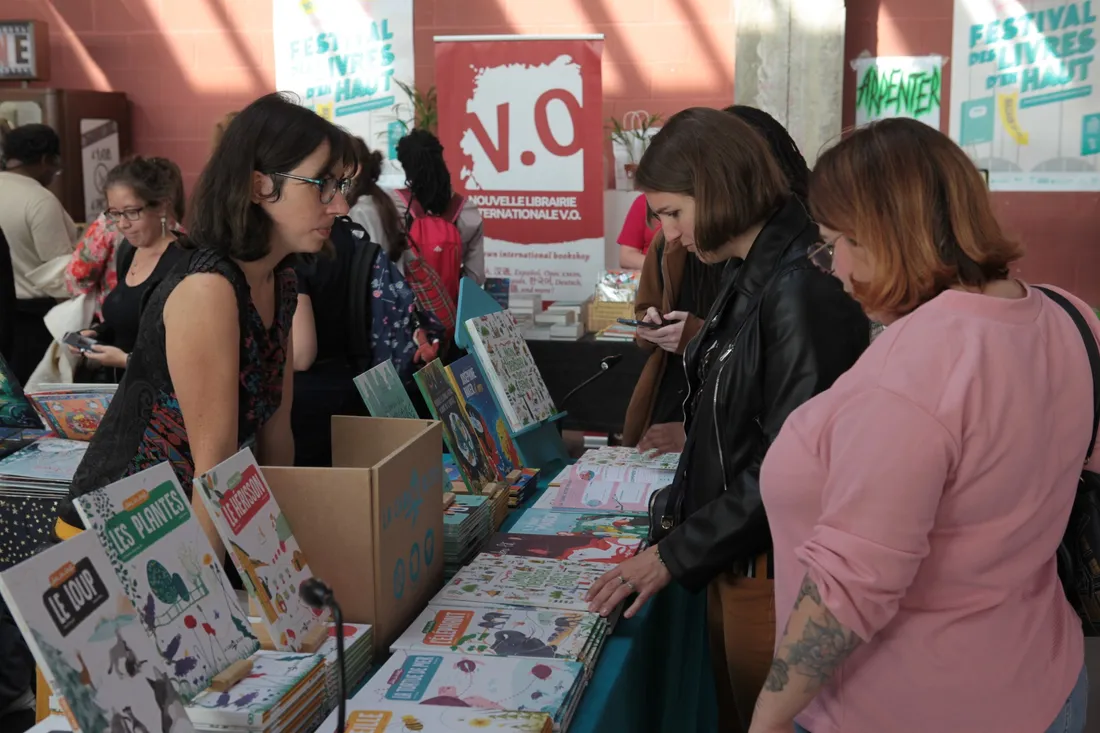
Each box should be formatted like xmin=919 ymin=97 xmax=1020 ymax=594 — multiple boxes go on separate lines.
xmin=271 ymin=172 xmax=351 ymax=204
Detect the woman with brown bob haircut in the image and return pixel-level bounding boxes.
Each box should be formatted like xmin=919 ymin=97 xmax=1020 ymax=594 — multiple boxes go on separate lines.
xmin=585 ymin=107 xmax=869 ymax=732
xmin=751 ymin=118 xmax=1094 ymax=733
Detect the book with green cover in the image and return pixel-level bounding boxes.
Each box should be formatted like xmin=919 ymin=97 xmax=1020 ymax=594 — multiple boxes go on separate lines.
xmin=354 ymin=360 xmax=418 ymax=419
xmin=415 ymin=359 xmax=495 ymax=494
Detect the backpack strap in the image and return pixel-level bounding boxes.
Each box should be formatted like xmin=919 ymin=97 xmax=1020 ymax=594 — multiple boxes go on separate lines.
xmin=396 ymin=188 xmax=428 ymax=220
xmin=339 ymin=218 xmax=380 ymax=372
xmin=1037 ymin=286 xmax=1100 ymax=461
xmin=442 ymin=194 xmax=466 ymax=224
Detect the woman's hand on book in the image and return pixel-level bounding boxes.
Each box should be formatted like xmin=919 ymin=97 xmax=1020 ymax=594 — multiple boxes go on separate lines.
xmin=585 ymin=545 xmax=672 ymax=619
xmin=638 ymin=422 xmax=686 ymax=456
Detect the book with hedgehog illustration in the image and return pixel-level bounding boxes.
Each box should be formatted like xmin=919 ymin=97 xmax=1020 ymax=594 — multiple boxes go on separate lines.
xmin=0 ymin=531 xmax=195 ymax=733
xmin=391 ymin=604 xmax=605 ymax=665
xmin=193 ymin=447 xmax=325 ymax=651
xmin=73 ymin=461 xmax=260 ymax=700
xmin=357 ymin=651 xmax=584 ymax=731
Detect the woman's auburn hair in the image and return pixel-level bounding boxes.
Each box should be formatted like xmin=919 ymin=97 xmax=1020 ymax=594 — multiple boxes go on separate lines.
xmin=810 ymin=118 xmax=1024 ymax=317
xmin=634 ymin=107 xmax=788 ymax=252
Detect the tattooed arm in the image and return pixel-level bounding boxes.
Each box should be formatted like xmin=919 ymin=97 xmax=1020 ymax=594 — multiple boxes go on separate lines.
xmin=748 ymin=574 xmax=861 ymax=733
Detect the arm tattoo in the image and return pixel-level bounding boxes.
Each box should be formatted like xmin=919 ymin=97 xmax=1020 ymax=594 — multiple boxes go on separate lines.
xmin=768 ymin=575 xmax=860 ymax=693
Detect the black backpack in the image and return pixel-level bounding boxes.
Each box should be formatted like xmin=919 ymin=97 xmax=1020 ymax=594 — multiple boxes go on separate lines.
xmin=1039 ymin=287 xmax=1100 ymax=634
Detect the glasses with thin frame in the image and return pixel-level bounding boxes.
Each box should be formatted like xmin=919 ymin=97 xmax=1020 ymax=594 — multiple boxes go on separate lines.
xmin=271 ymin=172 xmax=351 ymax=204
xmin=808 ymin=234 xmax=844 ymax=273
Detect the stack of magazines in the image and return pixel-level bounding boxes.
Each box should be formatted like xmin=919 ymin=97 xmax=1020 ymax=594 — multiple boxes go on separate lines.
xmin=0 ymin=437 xmax=87 ymax=498
xmin=185 ymin=651 xmax=328 ymax=732
xmin=443 ymin=495 xmax=493 ymax=579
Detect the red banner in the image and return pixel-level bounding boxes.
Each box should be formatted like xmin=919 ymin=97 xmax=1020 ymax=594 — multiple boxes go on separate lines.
xmin=435 ymin=36 xmax=605 ymax=300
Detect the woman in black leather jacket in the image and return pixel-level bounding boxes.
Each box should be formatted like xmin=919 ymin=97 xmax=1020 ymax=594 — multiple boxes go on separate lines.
xmin=586 ymin=107 xmax=869 ymax=731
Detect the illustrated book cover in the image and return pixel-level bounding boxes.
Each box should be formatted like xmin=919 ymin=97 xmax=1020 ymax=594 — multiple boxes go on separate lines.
xmin=447 ymin=355 xmax=521 ymax=479
xmin=435 ymin=554 xmax=604 ymax=613
xmin=356 ymin=651 xmax=584 ymax=727
xmin=354 ymin=360 xmax=418 ymax=419
xmin=391 ymin=604 xmax=603 ymax=663
xmin=329 ymin=702 xmax=552 ymax=732
xmin=415 ymin=359 xmax=495 ymax=493
xmin=185 ymin=650 xmax=325 ymax=728
xmin=505 ymin=510 xmax=650 ymax=540
xmin=74 ymin=461 xmax=261 ymax=700
xmin=0 ymin=438 xmax=88 ymax=488
xmin=533 ymin=474 xmax=662 ymax=516
xmin=0 ymin=353 xmax=43 ymax=430
xmin=484 ymin=532 xmax=641 ymax=565
xmin=26 ymin=388 xmax=114 ymax=442
xmin=0 ymin=531 xmax=195 ymax=733
xmin=194 ymin=447 xmax=325 ymax=651
xmin=463 ymin=311 xmax=556 ymax=433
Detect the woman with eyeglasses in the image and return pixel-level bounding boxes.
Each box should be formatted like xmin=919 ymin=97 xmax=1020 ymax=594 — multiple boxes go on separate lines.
xmin=749 ymin=119 xmax=1093 ymax=733
xmin=68 ymin=156 xmax=186 ymax=382
xmin=53 ymin=93 xmax=353 ymax=555
xmin=585 ymin=107 xmax=869 ymax=733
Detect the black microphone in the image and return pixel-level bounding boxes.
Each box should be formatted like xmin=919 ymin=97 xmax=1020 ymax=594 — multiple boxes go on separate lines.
xmin=299 ymin=578 xmax=345 ymax=733
xmin=559 ymin=354 xmax=624 ymax=411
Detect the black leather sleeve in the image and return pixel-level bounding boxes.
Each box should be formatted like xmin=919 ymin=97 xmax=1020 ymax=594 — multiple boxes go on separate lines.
xmin=660 ymin=266 xmax=868 ymax=591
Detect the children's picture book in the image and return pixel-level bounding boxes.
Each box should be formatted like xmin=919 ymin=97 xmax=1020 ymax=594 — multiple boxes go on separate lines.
xmin=334 ymin=703 xmax=552 ymax=732
xmin=416 ymin=359 xmax=495 ymax=493
xmin=574 ymin=446 xmax=680 ymax=473
xmin=436 ymin=554 xmax=604 ymax=612
xmin=0 ymin=438 xmax=88 ymax=488
xmin=27 ymin=388 xmax=115 ymax=442
xmin=484 ymin=532 xmax=641 ymax=565
xmin=0 ymin=532 xmax=195 ymax=733
xmin=194 ymin=448 xmax=325 ymax=651
xmin=185 ymin=650 xmax=325 ymax=729
xmin=447 ymin=355 xmax=521 ymax=479
xmin=391 ymin=604 xmax=602 ymax=662
xmin=550 ymin=461 xmax=673 ymax=488
xmin=74 ymin=462 xmax=261 ymax=700
xmin=354 ymin=361 xmax=419 ymax=419
xmin=464 ymin=311 xmax=556 ymax=433
xmin=506 ymin=510 xmax=650 ymax=540
xmin=358 ymin=651 xmax=583 ymax=726
xmin=0 ymin=353 xmax=42 ymax=429
xmin=534 ymin=474 xmax=661 ymax=516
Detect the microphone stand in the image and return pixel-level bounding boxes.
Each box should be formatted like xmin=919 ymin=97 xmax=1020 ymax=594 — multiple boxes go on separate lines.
xmin=299 ymin=579 xmax=345 ymax=733
xmin=557 ymin=355 xmax=624 ymax=435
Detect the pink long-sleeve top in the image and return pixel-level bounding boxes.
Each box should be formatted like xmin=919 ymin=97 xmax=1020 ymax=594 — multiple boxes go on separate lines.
xmin=762 ymin=284 xmax=1094 ymax=733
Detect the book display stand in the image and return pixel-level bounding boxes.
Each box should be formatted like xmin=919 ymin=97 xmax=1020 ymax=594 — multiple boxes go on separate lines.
xmin=455 ymin=278 xmax=571 ymax=481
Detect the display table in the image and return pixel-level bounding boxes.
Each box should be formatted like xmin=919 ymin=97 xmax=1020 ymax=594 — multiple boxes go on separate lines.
xmin=525 ymin=336 xmax=648 ymax=435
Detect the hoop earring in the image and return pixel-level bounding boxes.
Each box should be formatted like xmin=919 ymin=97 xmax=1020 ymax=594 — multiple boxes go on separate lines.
xmin=160 ymin=216 xmax=167 ymax=238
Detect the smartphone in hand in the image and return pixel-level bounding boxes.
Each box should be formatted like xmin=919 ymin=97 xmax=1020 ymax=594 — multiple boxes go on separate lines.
xmin=617 ymin=318 xmax=662 ymax=330
xmin=62 ymin=332 xmax=98 ymax=352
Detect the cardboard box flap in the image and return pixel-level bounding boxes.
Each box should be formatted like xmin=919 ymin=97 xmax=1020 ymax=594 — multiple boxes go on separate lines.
xmin=332 ymin=416 xmax=439 ymax=469
xmin=262 ymin=467 xmax=377 ymax=627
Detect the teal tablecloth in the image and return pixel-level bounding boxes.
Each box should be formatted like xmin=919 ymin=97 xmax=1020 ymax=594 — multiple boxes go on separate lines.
xmin=502 ymin=493 xmax=719 ymax=732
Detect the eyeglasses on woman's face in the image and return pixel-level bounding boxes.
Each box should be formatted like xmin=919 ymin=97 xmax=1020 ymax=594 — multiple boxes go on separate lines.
xmin=808 ymin=233 xmax=846 ymax=273
xmin=104 ymin=205 xmax=148 ymax=223
xmin=271 ymin=172 xmax=352 ymax=204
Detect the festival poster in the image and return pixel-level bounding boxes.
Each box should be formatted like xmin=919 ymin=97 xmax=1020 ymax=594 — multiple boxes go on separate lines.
xmin=435 ymin=35 xmax=606 ymax=300
xmin=949 ymin=0 xmax=1100 ymax=191
xmin=851 ymin=55 xmax=943 ymax=128
xmin=272 ymin=0 xmax=414 ymax=185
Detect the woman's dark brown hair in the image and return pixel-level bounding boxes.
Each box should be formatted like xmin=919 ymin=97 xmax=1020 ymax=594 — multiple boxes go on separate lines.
xmin=810 ymin=118 xmax=1024 ymax=317
xmin=348 ymin=136 xmax=407 ymax=260
xmin=634 ymin=107 xmax=788 ymax=253
xmin=104 ymin=155 xmax=185 ymax=222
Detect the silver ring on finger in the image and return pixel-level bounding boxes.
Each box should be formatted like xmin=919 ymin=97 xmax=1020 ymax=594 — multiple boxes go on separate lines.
xmin=624 ymin=580 xmax=636 ymax=592
xmin=618 ymin=575 xmax=628 ymax=585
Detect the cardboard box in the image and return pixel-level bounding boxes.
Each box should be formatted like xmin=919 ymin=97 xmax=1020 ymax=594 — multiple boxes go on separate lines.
xmin=263 ymin=416 xmax=444 ymax=655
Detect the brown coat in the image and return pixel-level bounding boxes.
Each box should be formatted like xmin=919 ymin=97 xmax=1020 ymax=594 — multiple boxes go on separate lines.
xmin=622 ymin=232 xmax=704 ymax=446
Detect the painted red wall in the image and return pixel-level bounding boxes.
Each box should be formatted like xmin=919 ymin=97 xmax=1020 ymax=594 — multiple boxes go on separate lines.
xmin=845 ymin=0 xmax=1100 ymax=302
xmin=2 ymin=0 xmax=736 ymax=193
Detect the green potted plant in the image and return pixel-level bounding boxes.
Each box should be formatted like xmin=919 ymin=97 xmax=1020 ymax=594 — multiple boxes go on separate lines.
xmin=607 ymin=112 xmax=662 ymax=188
xmin=391 ymin=80 xmax=438 ymax=135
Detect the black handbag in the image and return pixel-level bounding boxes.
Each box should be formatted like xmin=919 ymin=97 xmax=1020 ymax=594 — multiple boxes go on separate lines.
xmin=647 ymin=484 xmax=678 ymax=544
xmin=1038 ymin=287 xmax=1100 ymax=634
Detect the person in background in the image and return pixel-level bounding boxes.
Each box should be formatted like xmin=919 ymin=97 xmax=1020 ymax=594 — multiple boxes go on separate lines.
xmin=54 ymin=93 xmax=353 ymax=556
xmin=346 ymin=136 xmax=408 ymax=263
xmin=751 ymin=119 xmax=1091 ymax=733
xmin=617 ymin=193 xmax=659 ymax=270
xmin=0 ymin=124 xmax=77 ymax=382
xmin=625 ymin=106 xmax=812 ymax=452
xmin=585 ymin=108 xmax=869 ymax=733
xmin=69 ymin=157 xmax=187 ymax=382
xmin=393 ymin=128 xmax=485 ymax=285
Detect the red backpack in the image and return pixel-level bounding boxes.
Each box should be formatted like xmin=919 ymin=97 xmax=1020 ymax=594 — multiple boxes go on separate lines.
xmin=396 ymin=189 xmax=465 ymax=304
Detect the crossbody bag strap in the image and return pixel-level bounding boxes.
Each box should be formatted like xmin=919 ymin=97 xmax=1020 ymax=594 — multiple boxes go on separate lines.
xmin=1037 ymin=286 xmax=1100 ymax=461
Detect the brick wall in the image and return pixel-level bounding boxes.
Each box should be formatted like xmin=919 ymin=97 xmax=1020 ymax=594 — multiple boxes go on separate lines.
xmin=845 ymin=0 xmax=1100 ymax=302
xmin=2 ymin=0 xmax=736 ymax=193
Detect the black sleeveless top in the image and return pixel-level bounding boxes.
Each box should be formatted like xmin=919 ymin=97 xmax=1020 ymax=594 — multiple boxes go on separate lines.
xmin=62 ymin=247 xmax=297 ymax=522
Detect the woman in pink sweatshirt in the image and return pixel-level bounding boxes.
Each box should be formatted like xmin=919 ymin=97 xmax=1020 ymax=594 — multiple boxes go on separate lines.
xmin=751 ymin=118 xmax=1093 ymax=733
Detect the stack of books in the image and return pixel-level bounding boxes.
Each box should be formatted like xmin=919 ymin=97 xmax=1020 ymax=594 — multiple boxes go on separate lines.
xmin=355 ymin=651 xmax=585 ymax=732
xmin=0 ymin=427 xmax=50 ymax=461
xmin=435 ymin=554 xmax=607 ymax=615
xmin=482 ymin=531 xmax=641 ymax=566
xmin=443 ymin=495 xmax=493 ymax=579
xmin=185 ymin=651 xmax=328 ymax=732
xmin=0 ymin=437 xmax=87 ymax=498
xmin=25 ymin=383 xmax=116 ymax=441
xmin=318 ymin=622 xmax=373 ymax=708
xmin=486 ymin=482 xmax=510 ymax=531
xmin=322 ymin=700 xmax=553 ymax=732
xmin=392 ymin=603 xmax=609 ymax=670
xmin=507 ymin=509 xmax=649 ymax=540
xmin=507 ymin=467 xmax=539 ymax=507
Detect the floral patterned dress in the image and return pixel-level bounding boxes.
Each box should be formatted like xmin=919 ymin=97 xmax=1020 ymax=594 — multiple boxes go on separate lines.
xmin=58 ymin=247 xmax=297 ymax=528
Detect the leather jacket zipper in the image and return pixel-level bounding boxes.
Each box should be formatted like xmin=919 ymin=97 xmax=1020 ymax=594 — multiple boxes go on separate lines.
xmin=710 ymin=317 xmax=753 ymax=492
